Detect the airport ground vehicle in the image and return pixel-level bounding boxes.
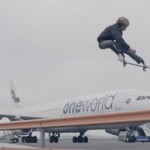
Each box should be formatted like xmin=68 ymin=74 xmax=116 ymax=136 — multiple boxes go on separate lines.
xmin=118 ymin=129 xmax=150 ymax=143
xmin=6 ymin=133 xmax=19 ymax=143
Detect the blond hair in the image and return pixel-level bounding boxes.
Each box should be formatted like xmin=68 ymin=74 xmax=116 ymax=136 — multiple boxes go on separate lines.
xmin=117 ymin=17 xmax=129 ymax=26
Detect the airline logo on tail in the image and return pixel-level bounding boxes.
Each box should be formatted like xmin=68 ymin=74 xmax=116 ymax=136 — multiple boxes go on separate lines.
xmin=9 ymin=81 xmax=20 ymax=103
xmin=11 ymin=89 xmax=20 ymax=103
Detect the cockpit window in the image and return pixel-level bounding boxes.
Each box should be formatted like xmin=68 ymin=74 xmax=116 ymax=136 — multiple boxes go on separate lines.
xmin=136 ymin=96 xmax=142 ymax=100
xmin=142 ymin=96 xmax=145 ymax=100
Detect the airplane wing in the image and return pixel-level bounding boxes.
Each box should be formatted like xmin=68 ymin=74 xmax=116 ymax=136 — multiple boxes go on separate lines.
xmin=0 ymin=114 xmax=43 ymax=120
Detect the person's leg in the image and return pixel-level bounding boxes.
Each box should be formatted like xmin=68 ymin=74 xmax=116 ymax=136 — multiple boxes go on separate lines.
xmin=125 ymin=52 xmax=145 ymax=64
xmin=99 ymin=40 xmax=126 ymax=64
xmin=115 ymin=41 xmax=146 ymax=65
xmin=99 ymin=40 xmax=121 ymax=54
xmin=126 ymin=52 xmax=147 ymax=71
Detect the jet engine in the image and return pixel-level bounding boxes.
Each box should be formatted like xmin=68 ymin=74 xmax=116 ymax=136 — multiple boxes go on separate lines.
xmin=11 ymin=129 xmax=32 ymax=137
xmin=105 ymin=129 xmax=120 ymax=136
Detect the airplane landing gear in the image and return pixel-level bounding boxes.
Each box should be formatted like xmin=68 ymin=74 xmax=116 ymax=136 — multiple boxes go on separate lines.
xmin=72 ymin=132 xmax=88 ymax=143
xmin=22 ymin=135 xmax=37 ymax=143
xmin=49 ymin=132 xmax=60 ymax=143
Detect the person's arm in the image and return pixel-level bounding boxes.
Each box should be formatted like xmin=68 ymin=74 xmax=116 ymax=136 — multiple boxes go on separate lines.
xmin=111 ymin=29 xmax=130 ymax=50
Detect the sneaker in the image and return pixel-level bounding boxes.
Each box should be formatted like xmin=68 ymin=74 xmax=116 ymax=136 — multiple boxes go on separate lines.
xmin=118 ymin=53 xmax=124 ymax=62
xmin=118 ymin=54 xmax=127 ymax=66
xmin=142 ymin=62 xmax=147 ymax=71
xmin=122 ymin=59 xmax=127 ymax=67
xmin=143 ymin=65 xmax=147 ymax=72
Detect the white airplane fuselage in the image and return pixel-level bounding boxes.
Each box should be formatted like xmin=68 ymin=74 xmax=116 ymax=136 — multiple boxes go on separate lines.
xmin=9 ymin=89 xmax=150 ymax=132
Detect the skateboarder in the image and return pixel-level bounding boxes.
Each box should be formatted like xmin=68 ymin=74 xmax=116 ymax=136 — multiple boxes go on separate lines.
xmin=97 ymin=17 xmax=147 ymax=70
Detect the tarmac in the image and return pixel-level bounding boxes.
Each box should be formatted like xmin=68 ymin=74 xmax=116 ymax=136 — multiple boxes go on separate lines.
xmin=0 ymin=142 xmax=37 ymax=149
xmin=1 ymin=138 xmax=150 ymax=150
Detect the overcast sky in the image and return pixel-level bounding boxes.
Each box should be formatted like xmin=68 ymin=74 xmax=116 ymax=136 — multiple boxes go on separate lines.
xmin=0 ymin=0 xmax=150 ymax=110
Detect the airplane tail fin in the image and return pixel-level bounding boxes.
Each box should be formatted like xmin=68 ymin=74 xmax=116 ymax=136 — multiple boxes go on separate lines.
xmin=9 ymin=81 xmax=21 ymax=109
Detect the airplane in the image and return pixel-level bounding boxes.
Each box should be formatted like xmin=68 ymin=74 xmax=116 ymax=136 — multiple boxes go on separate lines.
xmin=0 ymin=82 xmax=150 ymax=143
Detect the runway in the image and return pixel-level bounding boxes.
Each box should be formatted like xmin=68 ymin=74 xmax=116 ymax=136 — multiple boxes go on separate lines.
xmin=14 ymin=138 xmax=150 ymax=150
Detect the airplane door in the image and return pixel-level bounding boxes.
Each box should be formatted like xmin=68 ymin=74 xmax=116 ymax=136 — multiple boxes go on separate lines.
xmin=114 ymin=92 xmax=126 ymax=110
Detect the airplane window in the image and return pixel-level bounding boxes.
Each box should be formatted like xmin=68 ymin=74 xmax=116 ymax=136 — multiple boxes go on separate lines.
xmin=142 ymin=96 xmax=145 ymax=100
xmin=136 ymin=96 xmax=141 ymax=100
xmin=146 ymin=96 xmax=150 ymax=99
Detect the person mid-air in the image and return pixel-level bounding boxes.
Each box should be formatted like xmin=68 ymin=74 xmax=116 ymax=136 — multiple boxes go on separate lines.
xmin=97 ymin=17 xmax=147 ymax=71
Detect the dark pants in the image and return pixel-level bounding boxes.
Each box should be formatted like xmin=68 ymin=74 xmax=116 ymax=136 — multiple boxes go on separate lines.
xmin=98 ymin=40 xmax=144 ymax=64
